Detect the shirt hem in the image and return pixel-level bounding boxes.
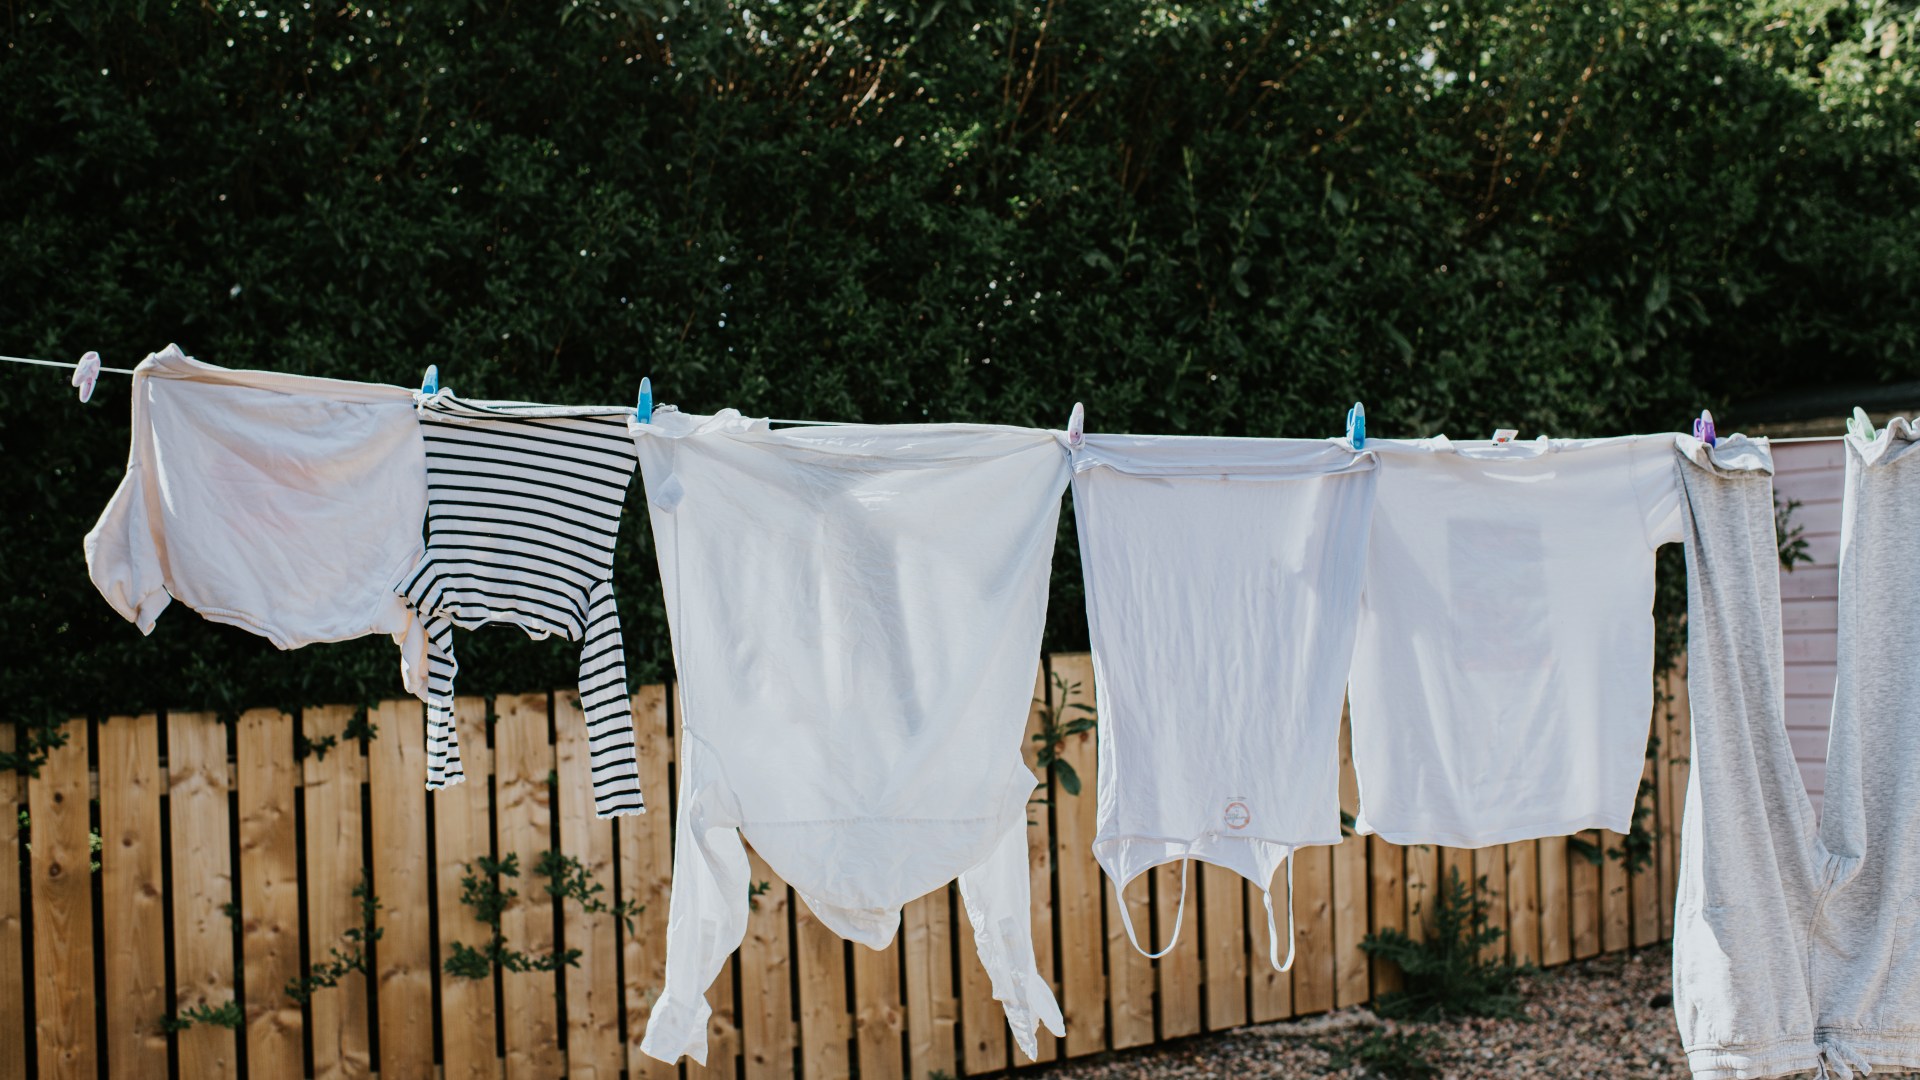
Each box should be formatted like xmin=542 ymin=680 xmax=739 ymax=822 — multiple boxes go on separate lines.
xmin=1357 ymin=811 xmax=1632 ymax=849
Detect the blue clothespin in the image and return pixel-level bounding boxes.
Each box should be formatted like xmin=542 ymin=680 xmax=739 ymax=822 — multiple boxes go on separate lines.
xmin=420 ymin=365 xmax=439 ymax=396
xmin=1346 ymin=402 xmax=1366 ymax=449
xmin=1693 ymin=409 xmax=1716 ymax=447
xmin=636 ymin=376 xmax=653 ymax=423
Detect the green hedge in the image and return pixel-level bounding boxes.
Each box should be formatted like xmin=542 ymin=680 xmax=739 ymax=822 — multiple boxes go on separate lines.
xmin=3 ymin=0 xmax=1915 ymax=767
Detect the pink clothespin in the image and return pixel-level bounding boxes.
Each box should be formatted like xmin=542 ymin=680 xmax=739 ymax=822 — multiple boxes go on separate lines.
xmin=1067 ymin=402 xmax=1085 ymax=448
xmin=71 ymin=352 xmax=101 ymax=403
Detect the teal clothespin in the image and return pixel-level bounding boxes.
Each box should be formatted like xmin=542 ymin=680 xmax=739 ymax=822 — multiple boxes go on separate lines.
xmin=1848 ymin=407 xmax=1875 ymax=441
xmin=420 ymin=365 xmax=439 ymax=396
xmin=1346 ymin=402 xmax=1366 ymax=448
xmin=636 ymin=376 xmax=653 ymax=423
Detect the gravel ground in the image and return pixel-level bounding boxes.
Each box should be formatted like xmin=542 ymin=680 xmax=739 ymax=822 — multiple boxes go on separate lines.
xmin=1022 ymin=946 xmax=1698 ymax=1080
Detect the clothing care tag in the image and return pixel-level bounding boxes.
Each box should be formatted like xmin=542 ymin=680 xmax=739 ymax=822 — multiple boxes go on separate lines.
xmin=1491 ymin=429 xmax=1519 ymax=443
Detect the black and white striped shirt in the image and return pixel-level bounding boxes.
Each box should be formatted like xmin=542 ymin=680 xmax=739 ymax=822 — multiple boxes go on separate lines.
xmin=398 ymin=393 xmax=645 ymax=817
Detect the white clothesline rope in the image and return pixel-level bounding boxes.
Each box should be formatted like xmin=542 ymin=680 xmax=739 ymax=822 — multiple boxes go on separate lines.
xmin=0 ymin=353 xmax=138 ymax=375
xmin=0 ymin=352 xmax=1866 ymax=441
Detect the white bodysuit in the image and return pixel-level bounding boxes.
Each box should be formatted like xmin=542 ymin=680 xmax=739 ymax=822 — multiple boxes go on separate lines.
xmin=85 ymin=345 xmax=428 ymax=685
xmin=1068 ymin=432 xmax=1376 ymax=967
xmin=632 ymin=410 xmax=1068 ymax=1065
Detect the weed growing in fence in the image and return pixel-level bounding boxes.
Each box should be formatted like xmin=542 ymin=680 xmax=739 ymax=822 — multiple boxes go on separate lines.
xmin=447 ymin=848 xmax=643 ymax=981
xmin=16 ymin=810 xmax=101 ymax=872
xmin=1030 ymin=671 xmax=1096 ymax=800
xmin=160 ymin=998 xmax=243 ymax=1033
xmin=1318 ymin=1027 xmax=1446 ymax=1079
xmin=286 ymin=873 xmax=382 ymax=1004
xmin=1360 ymin=869 xmax=1529 ymax=1022
xmin=748 ymin=879 xmax=772 ymax=911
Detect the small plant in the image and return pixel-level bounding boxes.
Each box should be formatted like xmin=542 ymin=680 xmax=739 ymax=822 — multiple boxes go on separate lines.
xmin=748 ymin=880 xmax=772 ymax=911
xmin=535 ymin=848 xmax=643 ymax=931
xmin=286 ymin=874 xmax=382 ymax=1004
xmin=161 ymin=998 xmax=243 ymax=1033
xmin=1319 ymin=1027 xmax=1446 ymax=1079
xmin=447 ymin=848 xmax=640 ymax=982
xmin=1030 ymin=671 xmax=1096 ymax=798
xmin=1776 ymin=495 xmax=1813 ymax=571
xmin=16 ymin=811 xmax=102 ymax=872
xmin=1360 ymin=868 xmax=1528 ymax=1021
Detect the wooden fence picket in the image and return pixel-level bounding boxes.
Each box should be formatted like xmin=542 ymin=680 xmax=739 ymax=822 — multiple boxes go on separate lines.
xmin=432 ymin=698 xmax=498 ymax=1080
xmin=100 ymin=714 xmax=167 ymax=1079
xmin=29 ymin=720 xmax=95 ymax=1080
xmin=235 ymin=709 xmax=302 ymax=1080
xmin=0 ymin=721 xmax=26 ymax=1080
xmin=493 ymin=693 xmax=562 ymax=1080
xmin=169 ymin=712 xmax=237 ymax=1080
xmin=367 ymin=700 xmax=434 ymax=1080
xmin=302 ymin=705 xmax=369 ymax=1080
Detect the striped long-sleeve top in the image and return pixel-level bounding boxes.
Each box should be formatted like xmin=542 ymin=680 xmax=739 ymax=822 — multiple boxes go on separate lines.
xmin=398 ymin=393 xmax=645 ymax=817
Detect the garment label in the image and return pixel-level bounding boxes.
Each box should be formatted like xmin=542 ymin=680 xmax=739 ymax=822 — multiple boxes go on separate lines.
xmin=1491 ymin=428 xmax=1519 ymax=443
xmin=1223 ymin=797 xmax=1251 ymax=831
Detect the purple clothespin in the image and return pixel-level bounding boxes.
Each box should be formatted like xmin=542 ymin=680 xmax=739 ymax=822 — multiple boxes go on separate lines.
xmin=1693 ymin=409 xmax=1716 ymax=447
xmin=71 ymin=352 xmax=101 ymax=403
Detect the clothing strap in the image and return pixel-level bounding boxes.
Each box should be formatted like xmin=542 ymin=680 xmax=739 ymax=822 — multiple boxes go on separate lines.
xmin=1263 ymin=854 xmax=1298 ymax=972
xmin=1112 ymin=860 xmax=1190 ymax=959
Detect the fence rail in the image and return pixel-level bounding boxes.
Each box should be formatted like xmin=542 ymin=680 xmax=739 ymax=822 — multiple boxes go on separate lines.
xmin=0 ymin=653 xmax=1688 ymax=1079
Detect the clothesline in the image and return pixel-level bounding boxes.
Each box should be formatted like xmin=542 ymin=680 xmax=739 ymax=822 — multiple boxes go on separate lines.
xmin=0 ymin=351 xmax=1868 ymax=441
xmin=0 ymin=353 xmax=137 ymax=374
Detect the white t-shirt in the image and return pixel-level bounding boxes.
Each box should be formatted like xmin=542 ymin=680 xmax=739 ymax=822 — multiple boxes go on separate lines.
xmin=1347 ymin=434 xmax=1681 ymax=847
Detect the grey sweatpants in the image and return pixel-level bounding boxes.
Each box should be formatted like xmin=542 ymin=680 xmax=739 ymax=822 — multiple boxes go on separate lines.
xmin=1672 ymin=426 xmax=1920 ymax=1079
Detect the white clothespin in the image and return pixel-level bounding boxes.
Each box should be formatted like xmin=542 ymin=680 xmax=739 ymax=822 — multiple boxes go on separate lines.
xmin=70 ymin=352 xmax=101 ymax=403
xmin=1491 ymin=428 xmax=1519 ymax=444
xmin=636 ymin=377 xmax=653 ymax=423
xmin=1345 ymin=402 xmax=1366 ymax=448
xmin=1066 ymin=402 xmax=1084 ymax=448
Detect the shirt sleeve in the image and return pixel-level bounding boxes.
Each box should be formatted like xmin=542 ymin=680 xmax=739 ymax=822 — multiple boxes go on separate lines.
xmin=83 ymin=463 xmax=172 ymax=633
xmin=1630 ymin=433 xmax=1684 ymax=549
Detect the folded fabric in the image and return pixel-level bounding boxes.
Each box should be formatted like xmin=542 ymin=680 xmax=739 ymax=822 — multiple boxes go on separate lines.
xmin=632 ymin=409 xmax=1067 ymax=1065
xmin=1347 ymin=434 xmax=1680 ymax=846
xmin=1067 ymin=432 xmax=1376 ymax=969
xmin=1675 ymin=421 xmax=1920 ymax=1079
xmin=85 ymin=344 xmax=428 ymax=687
xmin=396 ymin=392 xmax=645 ymax=818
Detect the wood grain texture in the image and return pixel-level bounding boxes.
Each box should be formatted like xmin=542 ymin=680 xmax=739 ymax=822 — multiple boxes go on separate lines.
xmin=433 ymin=698 xmax=498 ymax=1080
xmin=0 ymin=721 xmax=25 ymax=1080
xmin=903 ymin=886 xmax=957 ymax=1079
xmin=555 ymin=692 xmax=623 ymax=1080
xmin=1367 ymin=837 xmax=1406 ymax=995
xmin=796 ymin=895 xmax=853 ymax=1079
xmin=1289 ymin=844 xmax=1334 ymax=1016
xmin=100 ymin=715 xmax=168 ymax=1079
xmin=739 ymin=849 xmax=796 ymax=1080
xmin=169 ymin=712 xmax=238 ymax=1079
xmin=366 ymin=700 xmax=434 ymax=1080
xmin=1202 ymin=862 xmax=1248 ymax=1030
xmin=1106 ymin=873 xmax=1156 ymax=1048
xmin=1047 ymin=653 xmax=1105 ymax=1056
xmin=1247 ymin=873 xmax=1294 ymax=1023
xmin=1570 ymin=831 xmax=1601 ymax=959
xmin=1156 ymin=862 xmax=1202 ymax=1038
xmin=1537 ymin=835 xmax=1571 ymax=967
xmin=302 ymin=705 xmax=369 ymax=1080
xmin=1505 ymin=841 xmax=1541 ymax=966
xmin=851 ymin=941 xmax=903 ymax=1080
xmin=493 ymin=693 xmax=562 ymax=1080
xmin=30 ymin=720 xmax=97 ymax=1080
xmin=1021 ymin=664 xmax=1060 ymax=1063
xmin=235 ymin=710 xmax=302 ymax=1080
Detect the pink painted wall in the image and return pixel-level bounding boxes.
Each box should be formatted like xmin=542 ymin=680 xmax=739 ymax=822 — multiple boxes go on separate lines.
xmin=1770 ymin=439 xmax=1845 ymax=811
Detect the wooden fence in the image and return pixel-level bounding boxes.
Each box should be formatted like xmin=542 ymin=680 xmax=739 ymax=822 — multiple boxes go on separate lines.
xmin=0 ymin=653 xmax=1689 ymax=1079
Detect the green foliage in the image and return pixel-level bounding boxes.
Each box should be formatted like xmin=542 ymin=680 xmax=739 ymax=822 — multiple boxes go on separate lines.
xmin=1361 ymin=869 xmax=1528 ymax=1021
xmin=1776 ymin=495 xmax=1814 ymax=571
xmin=161 ymin=998 xmax=243 ymax=1033
xmin=1319 ymin=1028 xmax=1447 ymax=1079
xmin=4 ymin=0 xmax=1916 ymax=766
xmin=748 ymin=879 xmax=772 ymax=911
xmin=1031 ymin=671 xmax=1097 ymax=798
xmin=447 ymin=848 xmax=637 ymax=981
xmin=286 ymin=873 xmax=382 ymax=1005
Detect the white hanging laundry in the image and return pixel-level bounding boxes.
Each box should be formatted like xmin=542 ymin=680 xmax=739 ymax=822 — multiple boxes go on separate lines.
xmin=1346 ymin=434 xmax=1681 ymax=847
xmin=85 ymin=344 xmax=429 ymax=687
xmin=396 ymin=393 xmax=647 ymax=818
xmin=631 ymin=409 xmax=1068 ymax=1065
xmin=1067 ymin=432 xmax=1377 ymax=969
